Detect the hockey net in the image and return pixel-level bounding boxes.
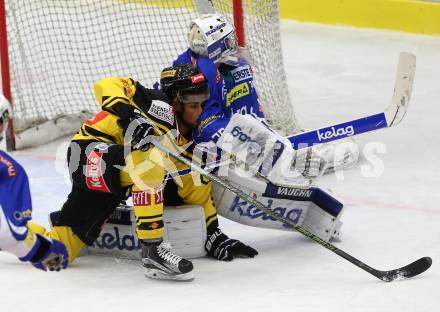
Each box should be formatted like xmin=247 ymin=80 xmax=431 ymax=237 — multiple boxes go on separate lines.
xmin=1 ymin=0 xmax=298 ymax=149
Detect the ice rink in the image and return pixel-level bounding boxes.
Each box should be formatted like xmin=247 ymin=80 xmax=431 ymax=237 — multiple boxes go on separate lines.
xmin=1 ymin=20 xmax=440 ymax=312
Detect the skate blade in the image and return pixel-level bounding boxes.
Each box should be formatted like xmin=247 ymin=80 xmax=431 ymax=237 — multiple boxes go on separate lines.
xmin=144 ymin=268 xmax=194 ymax=281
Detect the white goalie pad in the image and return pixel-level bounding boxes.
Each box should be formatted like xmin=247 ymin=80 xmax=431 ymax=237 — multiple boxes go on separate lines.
xmin=87 ymin=204 xmax=207 ymax=260
xmin=212 ymin=167 xmax=344 ymax=242
xmin=162 ymin=205 xmax=207 ymax=258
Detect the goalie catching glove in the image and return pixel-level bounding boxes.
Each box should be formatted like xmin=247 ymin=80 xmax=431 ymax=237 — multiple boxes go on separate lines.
xmin=118 ymin=110 xmax=155 ymax=151
xmin=205 ymin=228 xmax=258 ymax=261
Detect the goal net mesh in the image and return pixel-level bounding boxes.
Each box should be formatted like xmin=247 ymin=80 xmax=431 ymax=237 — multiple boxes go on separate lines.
xmin=4 ymin=0 xmax=297 ymax=147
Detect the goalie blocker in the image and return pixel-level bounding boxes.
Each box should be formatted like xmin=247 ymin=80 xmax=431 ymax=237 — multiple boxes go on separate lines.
xmin=85 ymin=174 xmax=343 ymax=259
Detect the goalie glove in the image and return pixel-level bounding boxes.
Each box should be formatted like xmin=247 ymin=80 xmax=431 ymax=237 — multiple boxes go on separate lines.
xmin=119 ymin=110 xmax=155 ymax=151
xmin=205 ymin=228 xmax=258 ymax=261
xmin=215 ymin=114 xmax=327 ymax=185
xmin=292 ymin=146 xmax=328 ymax=179
xmin=30 ymin=235 xmax=68 ymax=272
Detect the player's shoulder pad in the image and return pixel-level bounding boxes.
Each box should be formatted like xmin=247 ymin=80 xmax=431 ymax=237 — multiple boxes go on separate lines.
xmin=132 ymin=83 xmax=175 ymax=129
xmin=144 ymin=88 xmax=170 ymax=104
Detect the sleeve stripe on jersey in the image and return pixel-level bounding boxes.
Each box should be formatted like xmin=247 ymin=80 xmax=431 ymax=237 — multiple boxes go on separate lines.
xmin=136 ymin=214 xmax=163 ymax=221
xmin=83 ymin=125 xmax=116 ymax=143
xmin=205 ymin=213 xmax=218 ymax=225
xmin=102 ymin=96 xmax=130 ymax=109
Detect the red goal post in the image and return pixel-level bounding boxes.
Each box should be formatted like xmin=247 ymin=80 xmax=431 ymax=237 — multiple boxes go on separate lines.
xmin=0 ymin=0 xmax=297 ymax=150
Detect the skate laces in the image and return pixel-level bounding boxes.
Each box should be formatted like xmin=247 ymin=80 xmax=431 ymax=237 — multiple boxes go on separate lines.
xmin=158 ymin=242 xmax=182 ymax=265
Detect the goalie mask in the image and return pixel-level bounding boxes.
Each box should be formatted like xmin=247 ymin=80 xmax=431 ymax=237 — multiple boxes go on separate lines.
xmin=0 ymin=95 xmax=12 ymax=143
xmin=160 ymin=64 xmax=210 ymax=105
xmin=188 ymin=13 xmax=237 ymax=64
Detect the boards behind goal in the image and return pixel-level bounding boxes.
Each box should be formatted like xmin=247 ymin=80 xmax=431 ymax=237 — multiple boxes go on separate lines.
xmin=0 ymin=0 xmax=298 ymax=150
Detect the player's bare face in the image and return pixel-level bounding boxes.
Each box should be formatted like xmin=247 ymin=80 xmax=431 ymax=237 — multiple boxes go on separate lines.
xmin=179 ymin=93 xmax=207 ymax=127
xmin=181 ymin=100 xmax=204 ymax=128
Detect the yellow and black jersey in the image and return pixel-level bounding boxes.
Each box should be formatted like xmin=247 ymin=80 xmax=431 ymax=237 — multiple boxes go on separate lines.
xmin=73 ymin=77 xmax=177 ymax=144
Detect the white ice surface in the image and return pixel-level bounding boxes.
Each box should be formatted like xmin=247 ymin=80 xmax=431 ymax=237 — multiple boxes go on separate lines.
xmin=1 ymin=21 xmax=440 ymax=312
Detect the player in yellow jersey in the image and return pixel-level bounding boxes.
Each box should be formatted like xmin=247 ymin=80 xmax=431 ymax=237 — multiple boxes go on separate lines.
xmin=30 ymin=64 xmax=256 ymax=280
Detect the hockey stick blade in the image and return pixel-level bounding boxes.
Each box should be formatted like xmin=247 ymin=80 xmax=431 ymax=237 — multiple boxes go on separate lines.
xmin=373 ymin=256 xmax=432 ymax=282
xmin=288 ymin=52 xmax=416 ymax=149
xmin=385 ymin=52 xmax=416 ymax=127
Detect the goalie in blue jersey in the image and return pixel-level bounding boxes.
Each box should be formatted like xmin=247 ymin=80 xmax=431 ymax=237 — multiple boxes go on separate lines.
xmin=173 ymin=13 xmax=358 ymax=179
xmin=172 ymin=13 xmax=328 ymax=185
xmin=166 ymin=14 xmax=346 ymax=243
xmin=0 ymin=95 xmax=68 ymax=271
xmin=174 ymin=13 xmax=264 ymax=144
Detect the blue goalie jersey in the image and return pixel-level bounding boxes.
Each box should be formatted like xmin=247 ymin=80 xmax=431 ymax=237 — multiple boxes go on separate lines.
xmin=0 ymin=150 xmax=32 ymax=242
xmin=218 ymin=59 xmax=264 ymax=119
xmin=174 ymin=49 xmax=264 ymax=144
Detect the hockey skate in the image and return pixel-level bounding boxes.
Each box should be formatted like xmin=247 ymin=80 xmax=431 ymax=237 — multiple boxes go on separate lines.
xmin=141 ymin=240 xmax=194 ymax=281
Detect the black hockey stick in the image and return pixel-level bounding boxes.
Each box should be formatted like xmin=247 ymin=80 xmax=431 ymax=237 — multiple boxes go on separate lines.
xmin=152 ymin=139 xmax=432 ymax=282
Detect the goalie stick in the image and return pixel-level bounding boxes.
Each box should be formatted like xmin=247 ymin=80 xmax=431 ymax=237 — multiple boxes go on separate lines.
xmin=151 ymin=138 xmax=432 ymax=282
xmin=288 ymin=52 xmax=416 ymax=149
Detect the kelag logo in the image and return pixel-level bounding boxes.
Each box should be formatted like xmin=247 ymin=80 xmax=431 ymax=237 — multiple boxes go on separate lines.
xmin=230 ymin=196 xmax=302 ymax=228
xmin=317 ymin=125 xmax=355 ymax=141
xmin=93 ymin=226 xmax=141 ymax=251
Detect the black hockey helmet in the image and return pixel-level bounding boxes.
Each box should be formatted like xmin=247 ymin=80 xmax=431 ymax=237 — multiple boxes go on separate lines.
xmin=160 ymin=64 xmax=210 ymax=103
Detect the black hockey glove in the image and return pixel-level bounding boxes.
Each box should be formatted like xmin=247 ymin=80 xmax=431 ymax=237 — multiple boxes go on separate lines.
xmin=205 ymin=228 xmax=258 ymax=261
xmin=119 ymin=110 xmax=155 ymax=151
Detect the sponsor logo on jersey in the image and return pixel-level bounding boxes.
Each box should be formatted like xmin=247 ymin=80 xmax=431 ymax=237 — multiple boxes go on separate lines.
xmin=230 ymin=65 xmax=252 ymax=83
xmin=132 ymin=191 xmax=151 ymax=206
xmin=93 ymin=226 xmax=141 ymax=251
xmin=132 ymin=188 xmax=163 ymax=206
xmin=216 ymin=69 xmax=221 ymax=84
xmin=198 ymin=114 xmax=220 ymax=134
xmin=85 ymin=150 xmax=111 ymax=193
xmin=211 ymin=127 xmax=225 ymax=141
xmin=155 ymin=188 xmax=164 ymax=204
xmin=317 ymin=125 xmax=355 ymax=142
xmin=0 ymin=208 xmax=28 ymax=239
xmin=148 ymin=100 xmax=174 ymax=125
xmin=120 ymin=78 xmax=134 ymax=96
xmin=13 ymin=209 xmax=32 ymax=221
xmin=160 ymin=69 xmax=176 ymax=79
xmin=0 ymin=154 xmax=16 ymax=177
xmin=231 ymin=125 xmax=256 ymax=144
xmin=226 ymin=82 xmax=249 ymax=106
xmin=230 ymin=196 xmax=302 ymax=228
xmin=205 ymin=22 xmax=227 ymax=36
xmin=22 ymin=209 xmax=32 ymax=219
